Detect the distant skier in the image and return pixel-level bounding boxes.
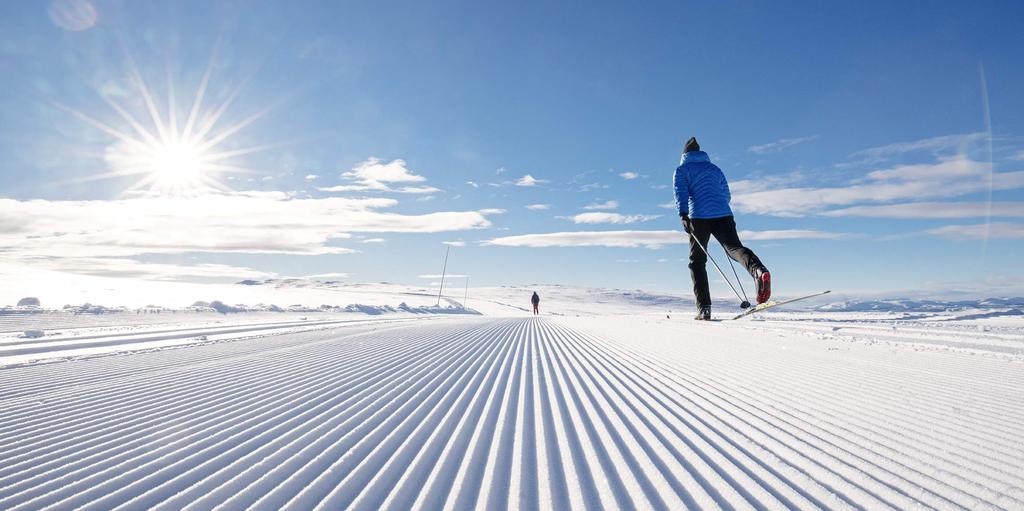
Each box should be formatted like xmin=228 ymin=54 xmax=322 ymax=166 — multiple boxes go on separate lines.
xmin=675 ymin=137 xmax=770 ymax=321
xmin=531 ymin=292 xmax=540 ymax=315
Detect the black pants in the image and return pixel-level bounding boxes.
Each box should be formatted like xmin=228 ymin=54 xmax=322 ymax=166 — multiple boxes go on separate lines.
xmin=687 ymin=216 xmax=765 ymax=308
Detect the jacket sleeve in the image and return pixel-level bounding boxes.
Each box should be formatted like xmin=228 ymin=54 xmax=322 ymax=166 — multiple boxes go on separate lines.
xmin=673 ymin=166 xmax=689 ymax=217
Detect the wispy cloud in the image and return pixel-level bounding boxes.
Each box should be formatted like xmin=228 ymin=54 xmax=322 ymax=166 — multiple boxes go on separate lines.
xmin=477 ymin=208 xmax=506 ymax=215
xmin=733 ymin=155 xmax=1024 ymax=216
xmin=658 ymin=202 xmax=676 ymax=210
xmin=566 ymin=212 xmax=661 ymax=224
xmin=419 ymin=273 xmax=468 ymax=279
xmin=580 ymin=182 xmax=609 ymax=192
xmin=303 ymin=272 xmax=350 ymax=279
xmin=318 ymin=158 xmax=441 ymax=194
xmin=619 ymin=172 xmax=640 ymax=180
xmin=18 ymin=257 xmax=277 ymax=282
xmin=515 ymin=174 xmax=548 ymax=187
xmin=304 ymin=174 xmax=318 ymax=181
xmin=748 ymin=135 xmax=818 ymax=154
xmin=360 ymin=238 xmax=386 ymax=243
xmin=823 ymin=202 xmax=1024 ymax=218
xmin=443 ymin=241 xmax=466 ymax=247
xmin=583 ymin=200 xmax=618 ymax=210
xmin=0 ymin=192 xmax=494 ymax=262
xmin=729 ymin=171 xmax=808 ymax=195
xmin=926 ymin=222 xmax=1024 ymax=240
xmin=526 ymin=204 xmax=550 ymax=211
xmin=850 ymin=132 xmax=987 ymax=162
xmin=484 ymin=229 xmax=847 ymax=249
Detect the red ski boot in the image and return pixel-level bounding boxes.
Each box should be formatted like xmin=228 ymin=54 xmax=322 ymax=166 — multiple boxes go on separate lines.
xmin=756 ymin=269 xmax=771 ymax=304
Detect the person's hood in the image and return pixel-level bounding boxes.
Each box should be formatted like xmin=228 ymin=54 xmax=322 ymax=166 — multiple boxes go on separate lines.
xmin=680 ymin=150 xmax=710 ymax=165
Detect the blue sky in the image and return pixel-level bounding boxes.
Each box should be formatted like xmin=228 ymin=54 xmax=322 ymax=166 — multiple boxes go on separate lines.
xmin=2 ymin=0 xmax=1024 ymax=299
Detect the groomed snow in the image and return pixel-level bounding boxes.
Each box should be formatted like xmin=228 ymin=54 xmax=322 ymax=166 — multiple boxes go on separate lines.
xmin=0 ymin=314 xmax=1022 ymax=510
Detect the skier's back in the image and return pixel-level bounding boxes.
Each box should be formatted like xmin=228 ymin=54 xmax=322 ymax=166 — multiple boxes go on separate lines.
xmin=674 ymin=137 xmax=770 ymax=320
xmin=531 ymin=292 xmax=540 ymax=315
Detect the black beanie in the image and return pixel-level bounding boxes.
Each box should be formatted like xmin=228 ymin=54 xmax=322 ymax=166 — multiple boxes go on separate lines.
xmin=684 ymin=137 xmax=700 ymax=153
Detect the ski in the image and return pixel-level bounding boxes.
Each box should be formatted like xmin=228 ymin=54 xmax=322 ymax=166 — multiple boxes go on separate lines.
xmin=731 ymin=290 xmax=831 ymax=320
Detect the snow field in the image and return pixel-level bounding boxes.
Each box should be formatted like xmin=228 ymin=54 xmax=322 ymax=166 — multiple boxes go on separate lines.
xmin=0 ymin=316 xmax=1021 ymax=510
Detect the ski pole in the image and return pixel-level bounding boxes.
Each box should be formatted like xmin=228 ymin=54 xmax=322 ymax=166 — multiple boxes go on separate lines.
xmin=687 ymin=230 xmax=751 ymax=309
xmin=723 ymin=245 xmax=751 ymax=305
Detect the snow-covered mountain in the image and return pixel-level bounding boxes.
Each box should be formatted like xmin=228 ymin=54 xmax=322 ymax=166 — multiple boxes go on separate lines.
xmin=817 ymin=297 xmax=1024 ymax=312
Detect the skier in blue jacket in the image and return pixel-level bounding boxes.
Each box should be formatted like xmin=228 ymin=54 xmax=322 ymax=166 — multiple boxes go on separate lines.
xmin=675 ymin=137 xmax=770 ymax=320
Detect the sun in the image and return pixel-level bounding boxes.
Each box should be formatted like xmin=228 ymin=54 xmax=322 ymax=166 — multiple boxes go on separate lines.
xmin=138 ymin=139 xmax=211 ymax=193
xmin=57 ymin=50 xmax=274 ymax=196
xmin=100 ymin=133 xmax=228 ymax=195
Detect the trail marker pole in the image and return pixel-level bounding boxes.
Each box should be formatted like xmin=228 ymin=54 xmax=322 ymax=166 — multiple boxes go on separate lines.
xmin=436 ymin=245 xmax=450 ymax=306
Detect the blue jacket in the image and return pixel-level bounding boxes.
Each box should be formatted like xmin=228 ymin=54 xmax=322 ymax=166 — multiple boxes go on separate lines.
xmin=673 ymin=151 xmax=733 ymax=219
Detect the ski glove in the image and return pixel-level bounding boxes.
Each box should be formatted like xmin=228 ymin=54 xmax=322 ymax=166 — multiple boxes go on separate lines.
xmin=680 ymin=215 xmax=691 ymax=235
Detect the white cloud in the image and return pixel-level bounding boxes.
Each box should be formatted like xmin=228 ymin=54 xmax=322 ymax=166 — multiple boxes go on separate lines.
xmin=741 ymin=230 xmax=851 ymax=241
xmin=304 ymin=174 xmax=318 ymax=181
xmin=619 ymin=172 xmax=640 ymax=180
xmin=526 ymin=204 xmax=550 ymax=211
xmin=515 ymin=174 xmax=548 ymax=187
xmin=484 ymin=229 xmax=846 ymax=249
xmin=318 ymin=158 xmax=441 ymax=194
xmin=658 ymin=202 xmax=676 ymax=210
xmin=443 ymin=241 xmax=466 ymax=247
xmin=733 ymin=156 xmax=1024 ymax=216
xmin=478 ymin=208 xmax=506 ymax=215
xmin=302 ymin=272 xmax=350 ymax=279
xmin=748 ymin=135 xmax=818 ymax=154
xmin=822 ymin=202 xmax=1024 ymax=218
xmin=851 ymin=132 xmax=987 ymax=161
xmin=0 ymin=192 xmax=493 ymax=262
xmin=583 ymin=200 xmax=618 ymax=210
xmin=319 ymin=183 xmax=441 ymax=194
xmin=345 ymin=157 xmax=424 ymax=184
xmin=729 ymin=171 xmax=808 ymax=195
xmin=466 ymin=181 xmax=479 ymax=188
xmin=17 ymin=257 xmax=277 ymax=282
xmin=361 ymin=238 xmax=386 ymax=243
xmin=926 ymin=222 xmax=1024 ymax=240
xmin=496 ymin=167 xmax=507 ymax=175
xmin=567 ymin=212 xmax=661 ymax=224
xmin=419 ymin=273 xmax=468 ymax=279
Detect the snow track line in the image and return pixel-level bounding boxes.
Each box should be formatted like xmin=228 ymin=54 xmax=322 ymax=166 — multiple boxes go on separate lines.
xmin=0 ymin=321 xmax=471 ymax=505
xmin=0 ymin=322 xmax=419 ymax=447
xmin=566 ymin=318 xmax=1024 ymax=509
xmin=0 ymin=316 xmax=1020 ymax=510
xmin=543 ymin=322 xmax=801 ymax=510
xmin=552 ymin=325 xmax=958 ymax=509
xmin=0 ymin=323 xmax=458 ymax=495
xmin=0 ymin=316 xmax=432 ymax=369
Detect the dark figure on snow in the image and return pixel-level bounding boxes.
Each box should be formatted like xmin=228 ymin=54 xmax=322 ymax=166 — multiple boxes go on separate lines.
xmin=531 ymin=292 xmax=540 ymax=315
xmin=675 ymin=137 xmax=770 ymax=321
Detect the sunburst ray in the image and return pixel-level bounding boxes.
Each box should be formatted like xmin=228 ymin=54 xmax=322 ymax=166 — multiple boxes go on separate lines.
xmin=55 ymin=46 xmax=285 ymax=197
